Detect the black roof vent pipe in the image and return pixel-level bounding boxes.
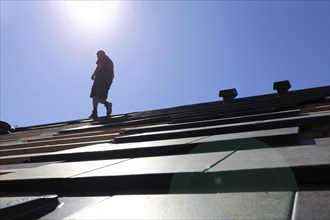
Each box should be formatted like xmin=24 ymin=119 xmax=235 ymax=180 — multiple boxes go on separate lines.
xmin=219 ymin=88 xmax=238 ymax=103
xmin=273 ymin=80 xmax=291 ymax=96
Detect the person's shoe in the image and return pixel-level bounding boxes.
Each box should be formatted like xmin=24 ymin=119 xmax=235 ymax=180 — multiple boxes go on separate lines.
xmin=88 ymin=110 xmax=98 ymax=119
xmin=105 ymin=102 xmax=112 ymax=116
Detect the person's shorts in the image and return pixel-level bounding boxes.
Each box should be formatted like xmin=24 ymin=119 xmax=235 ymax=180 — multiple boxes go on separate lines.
xmin=90 ymin=80 xmax=112 ymax=100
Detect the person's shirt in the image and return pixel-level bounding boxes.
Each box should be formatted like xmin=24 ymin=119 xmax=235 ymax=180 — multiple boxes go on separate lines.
xmin=96 ymin=55 xmax=114 ymax=81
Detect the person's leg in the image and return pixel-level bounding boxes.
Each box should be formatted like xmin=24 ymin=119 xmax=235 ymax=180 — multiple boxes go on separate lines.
xmin=90 ymin=82 xmax=100 ymax=118
xmin=98 ymin=98 xmax=112 ymax=116
xmin=90 ymin=81 xmax=112 ymax=118
xmin=89 ymin=97 xmax=99 ymax=118
xmin=98 ymin=98 xmax=105 ymax=104
xmin=93 ymin=97 xmax=99 ymax=109
xmin=104 ymin=101 xmax=112 ymax=116
xmin=99 ymin=81 xmax=112 ymax=116
xmin=103 ymin=81 xmax=113 ymax=116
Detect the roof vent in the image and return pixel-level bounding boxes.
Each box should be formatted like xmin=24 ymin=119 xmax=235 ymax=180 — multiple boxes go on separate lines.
xmin=219 ymin=88 xmax=238 ymax=103
xmin=273 ymin=80 xmax=291 ymax=96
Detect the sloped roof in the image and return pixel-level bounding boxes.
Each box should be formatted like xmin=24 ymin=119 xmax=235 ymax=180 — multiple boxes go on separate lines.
xmin=0 ymin=85 xmax=329 ymax=219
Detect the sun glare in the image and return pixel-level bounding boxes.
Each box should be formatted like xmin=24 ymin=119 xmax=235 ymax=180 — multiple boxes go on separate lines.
xmin=56 ymin=1 xmax=120 ymax=37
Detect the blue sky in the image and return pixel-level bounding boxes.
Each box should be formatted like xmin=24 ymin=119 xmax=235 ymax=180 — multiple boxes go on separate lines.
xmin=1 ymin=0 xmax=329 ymax=127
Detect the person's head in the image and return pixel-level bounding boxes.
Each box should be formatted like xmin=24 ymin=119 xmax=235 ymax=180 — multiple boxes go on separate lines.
xmin=96 ymin=50 xmax=106 ymax=59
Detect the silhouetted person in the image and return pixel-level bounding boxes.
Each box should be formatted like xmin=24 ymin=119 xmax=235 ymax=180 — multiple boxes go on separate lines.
xmin=89 ymin=50 xmax=114 ymax=118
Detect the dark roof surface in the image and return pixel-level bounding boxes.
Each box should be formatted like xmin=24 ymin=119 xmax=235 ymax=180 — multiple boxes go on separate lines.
xmin=0 ymin=85 xmax=329 ymax=219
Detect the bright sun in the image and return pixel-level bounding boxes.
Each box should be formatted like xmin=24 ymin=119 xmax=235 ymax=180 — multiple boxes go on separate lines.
xmin=56 ymin=1 xmax=120 ymax=37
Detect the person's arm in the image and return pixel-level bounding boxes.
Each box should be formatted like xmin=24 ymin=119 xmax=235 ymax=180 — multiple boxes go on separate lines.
xmin=91 ymin=62 xmax=104 ymax=80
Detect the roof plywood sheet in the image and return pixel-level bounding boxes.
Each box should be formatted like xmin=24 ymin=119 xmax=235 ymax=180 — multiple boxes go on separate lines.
xmin=207 ymin=144 xmax=330 ymax=172
xmin=41 ymin=196 xmax=110 ymax=219
xmin=293 ymin=189 xmax=330 ymax=220
xmin=55 ymin=136 xmax=206 ymax=154
xmin=23 ymin=136 xmax=209 ymax=163
xmin=74 ymin=152 xmax=233 ymax=177
xmin=193 ymin=127 xmax=299 ymax=143
xmin=65 ymin=192 xmax=294 ymax=220
xmin=1 ymin=159 xmax=129 ymax=180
